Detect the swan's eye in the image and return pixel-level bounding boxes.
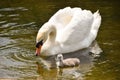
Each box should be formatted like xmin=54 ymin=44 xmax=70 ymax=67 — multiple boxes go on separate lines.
xmin=36 ymin=40 xmax=43 ymax=48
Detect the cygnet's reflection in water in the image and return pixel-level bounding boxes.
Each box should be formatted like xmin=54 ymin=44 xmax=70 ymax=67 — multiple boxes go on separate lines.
xmin=36 ymin=61 xmax=82 ymax=80
xmin=36 ymin=41 xmax=102 ymax=80
xmin=57 ymin=67 xmax=83 ymax=80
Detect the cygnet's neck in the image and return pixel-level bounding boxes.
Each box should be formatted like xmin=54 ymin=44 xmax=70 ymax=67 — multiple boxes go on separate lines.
xmin=56 ymin=55 xmax=64 ymax=67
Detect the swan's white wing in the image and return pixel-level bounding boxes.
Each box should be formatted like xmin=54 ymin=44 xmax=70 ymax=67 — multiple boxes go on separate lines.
xmin=56 ymin=8 xmax=101 ymax=53
xmin=48 ymin=7 xmax=101 ymax=53
xmin=62 ymin=9 xmax=93 ymax=42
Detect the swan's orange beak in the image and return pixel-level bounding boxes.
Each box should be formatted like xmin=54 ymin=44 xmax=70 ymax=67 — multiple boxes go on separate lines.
xmin=35 ymin=45 xmax=42 ymax=56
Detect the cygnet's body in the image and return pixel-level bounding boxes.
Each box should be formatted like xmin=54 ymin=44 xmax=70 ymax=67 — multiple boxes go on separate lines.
xmin=56 ymin=54 xmax=80 ymax=68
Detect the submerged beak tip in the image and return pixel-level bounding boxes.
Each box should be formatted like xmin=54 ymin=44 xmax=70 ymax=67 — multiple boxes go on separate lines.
xmin=35 ymin=40 xmax=43 ymax=56
xmin=35 ymin=45 xmax=42 ymax=57
xmin=35 ymin=53 xmax=38 ymax=56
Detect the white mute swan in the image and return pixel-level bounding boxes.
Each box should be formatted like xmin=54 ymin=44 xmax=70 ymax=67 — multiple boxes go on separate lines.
xmin=35 ymin=7 xmax=101 ymax=56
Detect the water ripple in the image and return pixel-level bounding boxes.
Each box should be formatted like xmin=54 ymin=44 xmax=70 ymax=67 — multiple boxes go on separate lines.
xmin=0 ymin=21 xmax=7 ymax=24
xmin=0 ymin=7 xmax=28 ymax=12
xmin=0 ymin=14 xmax=5 ymax=17
xmin=7 ymin=14 xmax=20 ymax=17
xmin=21 ymin=22 xmax=36 ymax=27
xmin=12 ymin=51 xmax=36 ymax=63
xmin=1 ymin=23 xmax=18 ymax=28
xmin=0 ymin=37 xmax=15 ymax=48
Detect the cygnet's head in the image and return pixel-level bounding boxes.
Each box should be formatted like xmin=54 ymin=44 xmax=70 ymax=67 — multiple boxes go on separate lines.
xmin=56 ymin=54 xmax=63 ymax=62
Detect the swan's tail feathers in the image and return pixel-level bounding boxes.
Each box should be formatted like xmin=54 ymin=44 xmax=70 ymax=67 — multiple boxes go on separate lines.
xmin=91 ymin=10 xmax=101 ymax=37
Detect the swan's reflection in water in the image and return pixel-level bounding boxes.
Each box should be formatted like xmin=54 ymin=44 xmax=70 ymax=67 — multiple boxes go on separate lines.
xmin=36 ymin=62 xmax=58 ymax=80
xmin=36 ymin=41 xmax=102 ymax=80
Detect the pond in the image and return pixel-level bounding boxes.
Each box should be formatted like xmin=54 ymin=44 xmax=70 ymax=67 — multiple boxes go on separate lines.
xmin=0 ymin=0 xmax=120 ymax=80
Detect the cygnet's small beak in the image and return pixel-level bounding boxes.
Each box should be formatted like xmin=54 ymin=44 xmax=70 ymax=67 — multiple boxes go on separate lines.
xmin=35 ymin=45 xmax=42 ymax=56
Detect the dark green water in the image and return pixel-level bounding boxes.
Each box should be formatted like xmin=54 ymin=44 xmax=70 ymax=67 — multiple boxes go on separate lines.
xmin=0 ymin=0 xmax=120 ymax=80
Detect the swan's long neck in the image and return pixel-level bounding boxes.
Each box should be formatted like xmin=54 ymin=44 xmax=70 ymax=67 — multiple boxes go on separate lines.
xmin=36 ymin=22 xmax=57 ymax=45
xmin=42 ymin=24 xmax=56 ymax=45
xmin=46 ymin=25 xmax=56 ymax=43
xmin=36 ymin=23 xmax=58 ymax=56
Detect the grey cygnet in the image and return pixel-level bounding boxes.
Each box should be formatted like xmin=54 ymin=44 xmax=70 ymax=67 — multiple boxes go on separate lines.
xmin=56 ymin=54 xmax=80 ymax=68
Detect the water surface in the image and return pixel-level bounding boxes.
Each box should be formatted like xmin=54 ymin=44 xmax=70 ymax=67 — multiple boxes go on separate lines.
xmin=0 ymin=0 xmax=120 ymax=80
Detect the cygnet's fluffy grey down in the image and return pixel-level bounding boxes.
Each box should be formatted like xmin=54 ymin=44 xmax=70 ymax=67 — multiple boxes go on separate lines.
xmin=56 ymin=54 xmax=80 ymax=68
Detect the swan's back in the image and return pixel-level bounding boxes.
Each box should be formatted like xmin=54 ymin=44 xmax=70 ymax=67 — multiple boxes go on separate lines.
xmin=49 ymin=7 xmax=73 ymax=30
xmin=49 ymin=7 xmax=101 ymax=53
